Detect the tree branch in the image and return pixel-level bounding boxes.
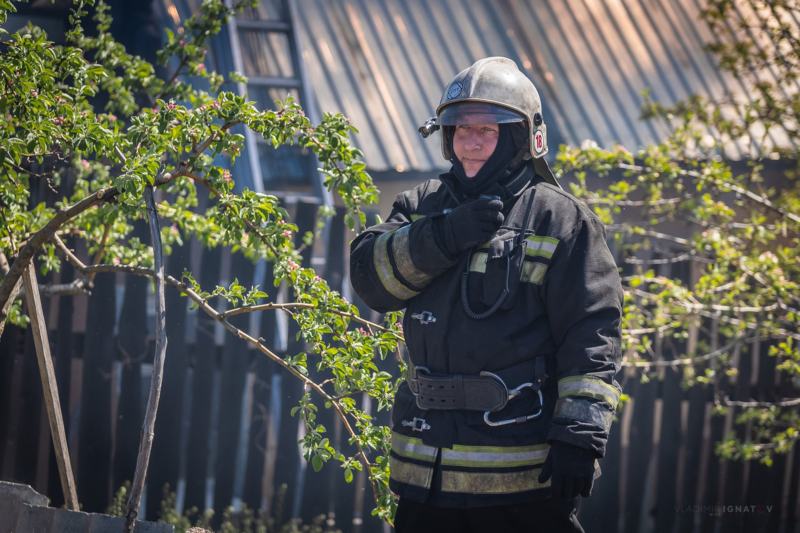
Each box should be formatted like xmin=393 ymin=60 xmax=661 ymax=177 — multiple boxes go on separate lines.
xmin=16 ymin=280 xmax=91 ymax=299
xmin=0 ymin=186 xmax=118 ymax=335
xmin=48 ymin=232 xmax=384 ymax=512
xmin=720 ymin=396 xmax=800 ymax=408
xmin=125 ymin=186 xmax=167 ymax=532
xmin=623 ymin=334 xmax=748 ymax=367
xmin=617 ymin=163 xmax=800 ymax=225
xmin=219 ymin=301 xmax=391 ymax=333
xmin=87 ymin=224 xmax=111 ymax=283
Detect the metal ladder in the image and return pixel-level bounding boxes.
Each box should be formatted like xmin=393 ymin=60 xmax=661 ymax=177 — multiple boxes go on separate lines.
xmin=225 ymin=0 xmax=332 ymax=210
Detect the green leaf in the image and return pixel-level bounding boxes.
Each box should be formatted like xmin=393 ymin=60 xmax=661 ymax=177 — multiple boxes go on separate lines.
xmin=312 ymin=455 xmax=323 ymax=472
xmin=344 ymin=468 xmax=353 ymax=483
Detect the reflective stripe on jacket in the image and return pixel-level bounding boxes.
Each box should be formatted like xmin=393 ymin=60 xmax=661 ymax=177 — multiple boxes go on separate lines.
xmin=350 ymin=166 xmax=623 ymax=507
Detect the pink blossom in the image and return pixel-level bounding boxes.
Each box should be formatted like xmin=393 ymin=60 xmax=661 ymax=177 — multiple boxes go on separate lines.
xmin=7 ymin=115 xmax=12 ymax=121
xmin=314 ymin=276 xmax=322 ymax=283
xmin=202 ymin=48 xmax=208 ymax=54
xmin=151 ymin=109 xmax=158 ymax=114
xmin=171 ymin=225 xmax=179 ymax=234
xmin=222 ymin=169 xmax=231 ymax=183
xmin=108 ymin=114 xmax=117 ymax=121
xmin=287 ymin=260 xmax=299 ymax=271
xmin=359 ymin=328 xmax=368 ymax=335
xmin=397 ymin=324 xmax=403 ymax=332
xmin=173 ymin=78 xmax=180 ymax=84
xmin=29 ymin=89 xmax=38 ymax=97
xmin=282 ymin=229 xmax=292 ymax=238
xmin=277 ymin=220 xmax=285 ymax=225
xmin=112 ymin=257 xmax=121 ymax=265
xmin=81 ymin=160 xmax=90 ymax=171
xmin=179 ymin=40 xmax=187 ymax=46
xmin=196 ymin=63 xmax=206 ymax=72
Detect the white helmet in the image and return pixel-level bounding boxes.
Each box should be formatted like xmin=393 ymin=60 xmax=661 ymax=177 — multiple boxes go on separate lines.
xmin=419 ymin=57 xmax=557 ymax=187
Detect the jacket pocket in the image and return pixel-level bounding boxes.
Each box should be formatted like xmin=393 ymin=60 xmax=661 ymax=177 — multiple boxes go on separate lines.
xmin=479 ymin=229 xmax=526 ymax=310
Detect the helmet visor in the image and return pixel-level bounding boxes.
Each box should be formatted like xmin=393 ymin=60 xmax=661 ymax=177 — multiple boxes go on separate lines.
xmin=437 ymin=102 xmax=525 ymax=126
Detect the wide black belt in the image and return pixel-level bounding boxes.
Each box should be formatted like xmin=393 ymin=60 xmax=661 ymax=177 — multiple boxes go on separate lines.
xmin=406 ymin=356 xmax=549 ymax=426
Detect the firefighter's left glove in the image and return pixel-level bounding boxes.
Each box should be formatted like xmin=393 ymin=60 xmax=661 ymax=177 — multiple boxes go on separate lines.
xmin=538 ymin=441 xmax=598 ymax=500
xmin=435 ymin=197 xmax=504 ymax=257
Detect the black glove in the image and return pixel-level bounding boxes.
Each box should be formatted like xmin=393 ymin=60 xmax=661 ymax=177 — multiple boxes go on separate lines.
xmin=437 ymin=197 xmax=504 ymax=255
xmin=538 ymin=441 xmax=598 ymax=500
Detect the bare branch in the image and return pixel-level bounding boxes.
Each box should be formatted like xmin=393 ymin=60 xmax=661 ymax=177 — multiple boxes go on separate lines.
xmin=623 ymin=334 xmax=748 ymax=367
xmin=125 ymin=186 xmax=167 ymax=532
xmin=625 ymin=252 xmax=695 ymax=265
xmin=87 ymin=224 xmax=111 ymax=283
xmin=617 ymin=163 xmax=800 ymax=225
xmin=720 ymin=396 xmax=800 ymax=408
xmin=219 ymin=301 xmax=391 ymax=333
xmin=16 ymin=280 xmax=91 ymax=299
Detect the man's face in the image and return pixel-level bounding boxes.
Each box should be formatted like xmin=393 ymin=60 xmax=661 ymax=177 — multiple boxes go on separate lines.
xmin=452 ymin=123 xmax=500 ymax=177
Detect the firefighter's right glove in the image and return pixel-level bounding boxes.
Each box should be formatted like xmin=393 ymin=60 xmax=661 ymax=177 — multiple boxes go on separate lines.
xmin=538 ymin=441 xmax=598 ymax=500
xmin=436 ymin=198 xmax=504 ymax=256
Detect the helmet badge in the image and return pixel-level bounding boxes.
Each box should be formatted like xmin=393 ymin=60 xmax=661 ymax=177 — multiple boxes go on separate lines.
xmin=447 ymin=82 xmax=463 ymax=100
xmin=533 ymin=130 xmax=544 ymax=154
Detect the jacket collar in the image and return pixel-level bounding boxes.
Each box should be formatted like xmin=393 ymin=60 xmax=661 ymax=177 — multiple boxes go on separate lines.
xmin=438 ymin=161 xmax=539 ymax=206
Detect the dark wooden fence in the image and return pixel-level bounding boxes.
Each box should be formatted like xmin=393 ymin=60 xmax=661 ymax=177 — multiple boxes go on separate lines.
xmin=1 ymin=178 xmax=799 ymax=533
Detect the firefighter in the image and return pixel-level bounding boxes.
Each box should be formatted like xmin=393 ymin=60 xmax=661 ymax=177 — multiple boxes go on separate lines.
xmin=350 ymin=57 xmax=623 ymax=533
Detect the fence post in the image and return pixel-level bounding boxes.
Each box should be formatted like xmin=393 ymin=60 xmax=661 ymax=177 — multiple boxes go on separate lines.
xmin=22 ymin=261 xmax=79 ymax=511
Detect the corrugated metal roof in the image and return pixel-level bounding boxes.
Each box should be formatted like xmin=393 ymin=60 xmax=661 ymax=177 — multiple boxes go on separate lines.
xmin=294 ymin=0 xmax=793 ymax=172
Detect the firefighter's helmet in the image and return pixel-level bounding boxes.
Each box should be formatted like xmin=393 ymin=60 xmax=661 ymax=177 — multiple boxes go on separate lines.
xmin=419 ymin=57 xmax=557 ymax=187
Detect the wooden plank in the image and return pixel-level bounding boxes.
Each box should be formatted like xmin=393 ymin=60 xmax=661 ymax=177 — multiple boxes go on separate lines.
xmin=77 ymin=268 xmax=116 ymax=512
xmin=146 ymin=237 xmax=191 ymax=520
xmin=212 ymin=250 xmax=255 ymax=521
xmin=112 ymin=223 xmax=148 ymax=494
xmin=15 ymin=314 xmax=44 ymax=487
xmin=22 ymin=261 xmax=79 ymax=511
xmin=184 ymin=245 xmax=223 ymax=512
xmin=274 ymin=200 xmax=316 ymax=520
xmin=48 ymin=242 xmax=76 ymax=508
xmin=243 ymin=258 xmax=278 ymax=511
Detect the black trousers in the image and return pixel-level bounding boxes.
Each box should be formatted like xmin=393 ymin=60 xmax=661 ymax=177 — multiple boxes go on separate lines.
xmin=394 ymin=496 xmax=585 ymax=533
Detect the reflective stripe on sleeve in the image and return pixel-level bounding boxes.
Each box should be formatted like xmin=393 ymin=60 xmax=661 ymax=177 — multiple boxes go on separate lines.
xmin=389 ymin=456 xmax=434 ymax=489
xmin=554 ymin=397 xmax=615 ymax=432
xmin=441 ymin=443 xmax=550 ymax=468
xmin=469 ymin=251 xmax=488 ymax=273
xmin=392 ymin=225 xmax=434 ymax=289
xmin=558 ymin=376 xmax=621 ymax=408
xmin=521 ymin=261 xmax=548 ymax=284
xmin=441 ymin=467 xmax=550 ymax=494
xmin=391 ymin=432 xmax=438 ymax=463
xmin=525 ymin=235 xmax=559 ymax=259
xmin=373 ymin=230 xmax=420 ymax=300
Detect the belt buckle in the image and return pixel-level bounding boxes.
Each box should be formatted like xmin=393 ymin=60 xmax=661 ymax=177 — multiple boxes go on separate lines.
xmin=479 ymin=372 xmax=544 ymax=427
xmin=411 ymin=366 xmax=432 ymax=410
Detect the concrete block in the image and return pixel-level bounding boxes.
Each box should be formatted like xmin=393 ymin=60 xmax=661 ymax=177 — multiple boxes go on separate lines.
xmin=0 ymin=481 xmax=174 ymax=533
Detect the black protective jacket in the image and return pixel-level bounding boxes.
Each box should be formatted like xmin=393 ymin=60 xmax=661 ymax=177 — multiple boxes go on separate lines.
xmin=350 ymin=163 xmax=623 ymax=508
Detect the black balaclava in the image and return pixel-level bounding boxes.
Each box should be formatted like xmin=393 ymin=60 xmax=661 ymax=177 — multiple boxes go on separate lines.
xmin=449 ymin=123 xmax=527 ymax=197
